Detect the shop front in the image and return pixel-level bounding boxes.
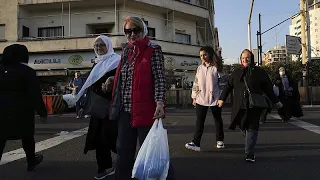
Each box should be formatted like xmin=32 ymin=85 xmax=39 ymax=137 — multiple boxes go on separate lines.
xmin=164 ymin=54 xmax=200 ymax=90
xmin=28 ymin=50 xmax=122 ymax=95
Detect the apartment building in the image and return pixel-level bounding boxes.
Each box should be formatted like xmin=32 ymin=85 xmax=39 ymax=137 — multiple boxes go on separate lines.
xmin=263 ymin=46 xmax=291 ymax=65
xmin=0 ymin=0 xmax=219 ymax=91
xmin=290 ymin=0 xmax=320 ymax=59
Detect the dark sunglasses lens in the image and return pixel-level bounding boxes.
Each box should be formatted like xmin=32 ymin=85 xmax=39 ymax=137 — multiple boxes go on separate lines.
xmin=124 ymin=28 xmax=141 ymax=35
xmin=124 ymin=29 xmax=132 ymax=35
xmin=132 ymin=28 xmax=141 ymax=34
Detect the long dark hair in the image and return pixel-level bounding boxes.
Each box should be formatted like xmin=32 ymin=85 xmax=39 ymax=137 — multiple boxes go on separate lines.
xmin=200 ymin=46 xmax=222 ymax=72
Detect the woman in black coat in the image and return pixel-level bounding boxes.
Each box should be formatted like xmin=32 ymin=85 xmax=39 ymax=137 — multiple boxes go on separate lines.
xmin=0 ymin=44 xmax=47 ymax=171
xmin=75 ymin=35 xmax=120 ymax=180
xmin=273 ymin=67 xmax=303 ymax=122
xmin=218 ymin=49 xmax=283 ymax=162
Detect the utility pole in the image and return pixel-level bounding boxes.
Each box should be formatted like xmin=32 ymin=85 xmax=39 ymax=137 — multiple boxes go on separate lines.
xmin=248 ymin=0 xmax=255 ymax=50
xmin=259 ymin=13 xmax=262 ymax=66
xmin=306 ymin=0 xmax=312 ymax=105
xmin=300 ymin=0 xmax=307 ymax=65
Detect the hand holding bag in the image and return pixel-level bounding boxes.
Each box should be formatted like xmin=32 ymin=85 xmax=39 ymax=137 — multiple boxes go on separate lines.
xmin=243 ymin=77 xmax=269 ymax=109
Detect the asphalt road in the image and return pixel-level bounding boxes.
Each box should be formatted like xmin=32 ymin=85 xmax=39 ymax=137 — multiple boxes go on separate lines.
xmin=1 ymin=108 xmax=320 ymax=180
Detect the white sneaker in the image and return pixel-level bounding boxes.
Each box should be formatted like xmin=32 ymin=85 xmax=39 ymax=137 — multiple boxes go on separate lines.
xmin=84 ymin=115 xmax=90 ymax=118
xmin=217 ymin=141 xmax=225 ymax=149
xmin=185 ymin=142 xmax=201 ymax=152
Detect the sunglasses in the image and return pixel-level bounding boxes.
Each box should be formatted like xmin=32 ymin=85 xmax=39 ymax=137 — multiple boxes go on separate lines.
xmin=124 ymin=28 xmax=142 ymax=35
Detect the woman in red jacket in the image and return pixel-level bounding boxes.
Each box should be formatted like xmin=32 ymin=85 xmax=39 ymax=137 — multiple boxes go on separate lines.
xmin=110 ymin=16 xmax=174 ymax=180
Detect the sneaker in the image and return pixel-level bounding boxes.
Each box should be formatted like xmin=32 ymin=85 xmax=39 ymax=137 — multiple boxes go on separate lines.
xmin=94 ymin=167 xmax=115 ymax=180
xmin=27 ymin=154 xmax=43 ymax=172
xmin=76 ymin=116 xmax=80 ymax=119
xmin=245 ymin=154 xmax=255 ymax=163
xmin=185 ymin=142 xmax=201 ymax=152
xmin=216 ymin=141 xmax=225 ymax=149
xmin=84 ymin=115 xmax=90 ymax=118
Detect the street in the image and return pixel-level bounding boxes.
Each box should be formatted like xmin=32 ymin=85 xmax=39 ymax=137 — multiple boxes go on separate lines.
xmin=1 ymin=108 xmax=320 ymax=180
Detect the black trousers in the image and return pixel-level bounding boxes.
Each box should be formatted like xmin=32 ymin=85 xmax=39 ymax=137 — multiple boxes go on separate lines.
xmin=0 ymin=136 xmax=36 ymax=162
xmin=192 ymin=104 xmax=224 ymax=146
xmin=115 ymin=111 xmax=175 ymax=180
xmin=96 ymin=143 xmax=113 ymax=173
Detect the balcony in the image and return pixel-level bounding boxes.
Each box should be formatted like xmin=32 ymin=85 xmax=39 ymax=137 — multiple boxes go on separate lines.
xmin=18 ymin=0 xmax=83 ymax=5
xmin=0 ymin=35 xmax=202 ymax=56
xmin=132 ymin=0 xmax=210 ymax=18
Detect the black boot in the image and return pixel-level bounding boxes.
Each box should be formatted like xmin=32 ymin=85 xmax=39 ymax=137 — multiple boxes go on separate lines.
xmin=27 ymin=154 xmax=43 ymax=172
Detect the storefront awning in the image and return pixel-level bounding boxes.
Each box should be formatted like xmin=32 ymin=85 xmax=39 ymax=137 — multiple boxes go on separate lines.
xmin=36 ymin=70 xmax=68 ymax=76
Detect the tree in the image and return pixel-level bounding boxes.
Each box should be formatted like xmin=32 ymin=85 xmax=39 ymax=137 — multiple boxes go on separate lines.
xmin=261 ymin=61 xmax=303 ymax=83
xmin=310 ymin=60 xmax=320 ymax=86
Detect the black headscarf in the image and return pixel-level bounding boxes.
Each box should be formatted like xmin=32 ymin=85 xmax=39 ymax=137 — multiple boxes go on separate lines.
xmin=240 ymin=49 xmax=255 ymax=76
xmin=0 ymin=44 xmax=29 ymax=66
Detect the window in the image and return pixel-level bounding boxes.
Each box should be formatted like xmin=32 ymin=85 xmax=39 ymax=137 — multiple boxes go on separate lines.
xmin=147 ymin=27 xmax=156 ymax=38
xmin=86 ymin=23 xmax=114 ymax=35
xmin=0 ymin=24 xmax=5 ymax=40
xmin=316 ymin=29 xmax=318 ymax=32
xmin=22 ymin=26 xmax=30 ymax=38
xmin=38 ymin=26 xmax=64 ymax=38
xmin=175 ymin=33 xmax=191 ymax=44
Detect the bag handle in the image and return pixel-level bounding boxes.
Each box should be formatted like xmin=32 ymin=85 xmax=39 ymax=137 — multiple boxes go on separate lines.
xmin=243 ymin=76 xmax=251 ymax=93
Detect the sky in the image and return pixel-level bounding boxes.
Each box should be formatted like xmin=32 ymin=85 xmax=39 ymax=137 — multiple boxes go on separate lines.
xmin=215 ymin=0 xmax=300 ymax=64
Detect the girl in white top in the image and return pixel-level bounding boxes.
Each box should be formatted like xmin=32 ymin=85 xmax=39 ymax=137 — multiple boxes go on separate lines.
xmin=185 ymin=46 xmax=225 ymax=152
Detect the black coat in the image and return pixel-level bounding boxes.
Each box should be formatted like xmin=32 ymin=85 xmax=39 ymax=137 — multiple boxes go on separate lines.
xmin=273 ymin=74 xmax=303 ymax=118
xmin=219 ymin=67 xmax=279 ymax=130
xmin=0 ymin=64 xmax=47 ymax=140
xmin=84 ymin=68 xmax=117 ymax=154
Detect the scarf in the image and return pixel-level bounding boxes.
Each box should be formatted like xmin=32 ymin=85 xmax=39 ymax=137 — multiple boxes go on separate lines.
xmin=75 ymin=35 xmax=121 ymax=102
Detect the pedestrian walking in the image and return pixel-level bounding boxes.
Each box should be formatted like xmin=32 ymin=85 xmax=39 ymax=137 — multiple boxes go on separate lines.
xmin=76 ymin=35 xmax=120 ymax=180
xmin=185 ymin=45 xmax=225 ymax=152
xmin=0 ymin=44 xmax=47 ymax=171
xmin=109 ymin=16 xmax=175 ymax=180
xmin=218 ymin=49 xmax=283 ymax=162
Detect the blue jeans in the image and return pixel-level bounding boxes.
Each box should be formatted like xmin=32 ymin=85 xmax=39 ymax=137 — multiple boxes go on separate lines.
xmin=245 ymin=129 xmax=258 ymax=154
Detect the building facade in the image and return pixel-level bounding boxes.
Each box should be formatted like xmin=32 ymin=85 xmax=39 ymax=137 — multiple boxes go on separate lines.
xmin=290 ymin=0 xmax=320 ymax=60
xmin=0 ymin=0 xmax=219 ymax=92
xmin=262 ymin=46 xmax=291 ymax=65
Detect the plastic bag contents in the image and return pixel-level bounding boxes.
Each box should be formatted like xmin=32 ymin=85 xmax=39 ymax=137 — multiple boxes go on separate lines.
xmin=132 ymin=119 xmax=170 ymax=180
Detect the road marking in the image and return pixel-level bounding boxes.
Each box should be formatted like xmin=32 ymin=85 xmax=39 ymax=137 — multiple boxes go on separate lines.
xmin=0 ymin=127 xmax=88 ymax=166
xmin=270 ymin=114 xmax=320 ymax=134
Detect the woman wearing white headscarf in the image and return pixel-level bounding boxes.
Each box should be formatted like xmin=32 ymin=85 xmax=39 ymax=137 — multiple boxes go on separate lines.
xmin=77 ymin=35 xmax=120 ymax=180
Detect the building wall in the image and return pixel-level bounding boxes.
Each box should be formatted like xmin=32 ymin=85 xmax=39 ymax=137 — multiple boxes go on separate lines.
xmin=290 ymin=3 xmax=320 ymax=58
xmin=0 ymin=0 xmax=19 ymax=41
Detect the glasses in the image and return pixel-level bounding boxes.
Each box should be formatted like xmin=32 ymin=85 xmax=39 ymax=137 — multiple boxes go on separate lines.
xmin=124 ymin=28 xmax=142 ymax=35
xmin=94 ymin=43 xmax=106 ymax=48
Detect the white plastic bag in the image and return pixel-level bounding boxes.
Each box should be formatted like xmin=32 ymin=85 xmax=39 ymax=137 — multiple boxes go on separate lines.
xmin=273 ymin=85 xmax=279 ymax=97
xmin=132 ymin=119 xmax=170 ymax=180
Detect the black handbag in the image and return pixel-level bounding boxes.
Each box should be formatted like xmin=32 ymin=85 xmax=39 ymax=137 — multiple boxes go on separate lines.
xmin=83 ymin=89 xmax=110 ymax=119
xmin=243 ymin=77 xmax=269 ymax=109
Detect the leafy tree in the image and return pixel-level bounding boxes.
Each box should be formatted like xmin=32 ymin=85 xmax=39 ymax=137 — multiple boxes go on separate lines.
xmin=310 ymin=60 xmax=320 ymax=86
xmin=261 ymin=61 xmax=303 ymax=84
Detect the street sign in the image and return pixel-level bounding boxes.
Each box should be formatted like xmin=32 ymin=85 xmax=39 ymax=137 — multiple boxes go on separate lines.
xmin=286 ymin=35 xmax=302 ymax=55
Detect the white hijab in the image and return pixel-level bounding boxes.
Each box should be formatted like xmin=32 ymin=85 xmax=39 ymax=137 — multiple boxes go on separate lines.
xmin=75 ymin=35 xmax=121 ymax=102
